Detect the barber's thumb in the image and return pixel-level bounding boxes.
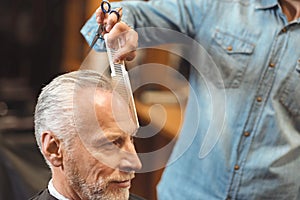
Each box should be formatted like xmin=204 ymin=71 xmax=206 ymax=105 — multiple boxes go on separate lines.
xmin=106 ymin=24 xmax=112 ymax=32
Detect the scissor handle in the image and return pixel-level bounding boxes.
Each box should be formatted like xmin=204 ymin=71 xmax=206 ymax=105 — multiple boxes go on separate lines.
xmin=101 ymin=0 xmax=111 ymax=14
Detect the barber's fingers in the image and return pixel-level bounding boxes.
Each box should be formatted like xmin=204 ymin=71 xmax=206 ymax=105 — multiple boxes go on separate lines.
xmin=95 ymin=7 xmax=105 ymax=24
xmin=106 ymin=22 xmax=138 ymax=62
xmin=117 ymin=48 xmax=137 ymax=62
xmin=95 ymin=7 xmax=123 ymax=32
xmin=115 ymin=32 xmax=137 ymax=62
xmin=106 ymin=8 xmax=123 ymax=32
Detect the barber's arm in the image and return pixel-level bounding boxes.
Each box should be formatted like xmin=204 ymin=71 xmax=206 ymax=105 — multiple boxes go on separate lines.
xmin=81 ymin=0 xmax=204 ymax=60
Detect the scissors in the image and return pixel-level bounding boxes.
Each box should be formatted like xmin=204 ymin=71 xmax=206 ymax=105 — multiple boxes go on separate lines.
xmin=90 ymin=0 xmax=121 ymax=48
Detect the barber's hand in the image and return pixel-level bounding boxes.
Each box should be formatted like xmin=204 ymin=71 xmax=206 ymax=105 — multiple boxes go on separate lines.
xmin=95 ymin=6 xmax=137 ymax=62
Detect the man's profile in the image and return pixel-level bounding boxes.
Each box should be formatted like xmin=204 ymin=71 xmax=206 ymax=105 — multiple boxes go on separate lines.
xmin=30 ymin=70 xmax=143 ymax=200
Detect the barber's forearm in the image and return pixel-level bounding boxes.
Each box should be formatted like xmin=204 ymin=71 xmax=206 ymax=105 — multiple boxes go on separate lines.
xmin=81 ymin=0 xmax=196 ymax=51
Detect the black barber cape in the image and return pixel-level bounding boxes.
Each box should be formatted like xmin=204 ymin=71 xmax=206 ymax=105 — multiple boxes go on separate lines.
xmin=30 ymin=189 xmax=145 ymax=200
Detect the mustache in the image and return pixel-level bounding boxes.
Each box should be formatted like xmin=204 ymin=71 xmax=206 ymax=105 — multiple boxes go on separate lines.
xmin=107 ymin=172 xmax=135 ymax=182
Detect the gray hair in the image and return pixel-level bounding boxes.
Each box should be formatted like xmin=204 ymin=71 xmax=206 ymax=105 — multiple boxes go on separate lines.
xmin=34 ymin=70 xmax=112 ymax=166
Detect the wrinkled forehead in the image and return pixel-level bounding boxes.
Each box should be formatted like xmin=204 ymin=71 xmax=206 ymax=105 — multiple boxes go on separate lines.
xmin=72 ymin=88 xmax=138 ymax=143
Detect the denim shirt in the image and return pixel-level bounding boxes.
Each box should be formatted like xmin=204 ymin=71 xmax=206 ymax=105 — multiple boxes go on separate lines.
xmin=81 ymin=0 xmax=300 ymax=199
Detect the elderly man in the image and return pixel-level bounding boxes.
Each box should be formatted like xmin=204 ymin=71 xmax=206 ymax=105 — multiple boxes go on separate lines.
xmin=30 ymin=70 xmax=143 ymax=200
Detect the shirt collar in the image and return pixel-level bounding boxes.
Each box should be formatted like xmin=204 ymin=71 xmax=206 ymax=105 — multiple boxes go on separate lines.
xmin=48 ymin=179 xmax=70 ymax=200
xmin=255 ymin=0 xmax=279 ymax=9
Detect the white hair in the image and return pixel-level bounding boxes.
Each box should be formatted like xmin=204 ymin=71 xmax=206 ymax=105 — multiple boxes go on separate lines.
xmin=34 ymin=70 xmax=112 ymax=167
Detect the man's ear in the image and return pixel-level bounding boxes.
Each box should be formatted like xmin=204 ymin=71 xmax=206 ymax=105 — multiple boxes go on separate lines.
xmin=41 ymin=131 xmax=63 ymax=167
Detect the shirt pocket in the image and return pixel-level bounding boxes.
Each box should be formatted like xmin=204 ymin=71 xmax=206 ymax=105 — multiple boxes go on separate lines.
xmin=278 ymin=59 xmax=300 ymax=117
xmin=208 ymin=29 xmax=255 ymax=88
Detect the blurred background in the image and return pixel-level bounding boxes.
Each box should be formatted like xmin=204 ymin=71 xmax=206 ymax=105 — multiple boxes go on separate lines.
xmin=0 ymin=0 xmax=190 ymax=199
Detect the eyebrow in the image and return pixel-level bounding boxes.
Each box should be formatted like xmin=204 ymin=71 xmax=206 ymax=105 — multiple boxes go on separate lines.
xmin=94 ymin=131 xmax=131 ymax=144
xmin=104 ymin=125 xmax=138 ymax=136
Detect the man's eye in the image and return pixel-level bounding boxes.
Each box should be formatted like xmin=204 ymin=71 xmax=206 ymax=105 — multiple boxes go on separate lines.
xmin=130 ymin=136 xmax=134 ymax=143
xmin=112 ymin=137 xmax=125 ymax=147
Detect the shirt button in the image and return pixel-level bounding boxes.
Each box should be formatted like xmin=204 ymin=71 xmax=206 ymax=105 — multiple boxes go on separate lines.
xmin=256 ymin=96 xmax=262 ymax=102
xmin=234 ymin=165 xmax=240 ymax=170
xmin=269 ymin=63 xmax=275 ymax=68
xmin=227 ymin=46 xmax=233 ymax=51
xmin=244 ymin=131 xmax=250 ymax=137
xmin=282 ymin=27 xmax=287 ymax=33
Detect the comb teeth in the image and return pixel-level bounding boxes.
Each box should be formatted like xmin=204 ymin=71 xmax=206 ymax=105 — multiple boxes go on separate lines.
xmin=114 ymin=64 xmax=123 ymax=76
xmin=112 ymin=76 xmax=129 ymax=102
xmin=112 ymin=74 xmax=139 ymax=127
xmin=105 ymin=37 xmax=139 ymax=128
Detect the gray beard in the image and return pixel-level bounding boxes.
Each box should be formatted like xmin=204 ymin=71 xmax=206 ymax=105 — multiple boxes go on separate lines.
xmin=72 ymin=180 xmax=129 ymax=200
xmin=64 ymin=156 xmax=130 ymax=200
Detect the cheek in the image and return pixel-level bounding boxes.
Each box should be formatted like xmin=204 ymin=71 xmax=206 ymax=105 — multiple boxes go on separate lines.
xmin=88 ymin=149 xmax=123 ymax=169
xmin=69 ymin=141 xmax=120 ymax=180
xmin=81 ymin=164 xmax=117 ymax=187
xmin=81 ymin=155 xmax=117 ymax=182
xmin=65 ymin=150 xmax=105 ymax=179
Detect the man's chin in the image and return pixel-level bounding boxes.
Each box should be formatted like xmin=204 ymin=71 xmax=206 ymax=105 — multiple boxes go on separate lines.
xmin=103 ymin=187 xmax=130 ymax=200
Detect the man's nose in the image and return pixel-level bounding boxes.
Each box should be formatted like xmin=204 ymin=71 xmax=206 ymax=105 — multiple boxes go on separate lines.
xmin=119 ymin=142 xmax=142 ymax=172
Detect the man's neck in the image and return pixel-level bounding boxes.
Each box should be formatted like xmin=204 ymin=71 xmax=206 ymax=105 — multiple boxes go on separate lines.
xmin=52 ymin=170 xmax=81 ymax=200
xmin=48 ymin=179 xmax=70 ymax=200
xmin=280 ymin=0 xmax=300 ymax=21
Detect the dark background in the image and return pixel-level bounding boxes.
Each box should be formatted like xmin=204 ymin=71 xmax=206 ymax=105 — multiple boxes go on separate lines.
xmin=1 ymin=0 xmax=73 ymax=199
